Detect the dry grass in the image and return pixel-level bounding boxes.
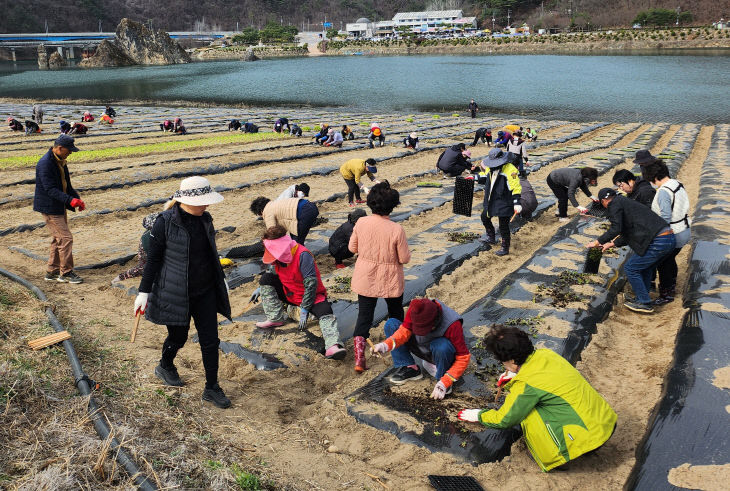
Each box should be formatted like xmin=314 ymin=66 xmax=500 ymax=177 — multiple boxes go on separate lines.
xmin=0 ymin=276 xmax=283 ymax=490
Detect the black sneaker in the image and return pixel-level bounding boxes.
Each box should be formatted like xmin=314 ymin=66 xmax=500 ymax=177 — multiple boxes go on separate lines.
xmin=202 ymin=384 xmax=231 ymax=408
xmin=154 ymin=364 xmax=184 ymax=387
xmin=44 ymin=270 xmax=60 ymax=281
xmin=624 ymin=300 xmax=654 ymax=314
xmin=388 ymin=366 xmax=423 ymax=385
xmin=57 ymin=271 xmax=83 ymax=284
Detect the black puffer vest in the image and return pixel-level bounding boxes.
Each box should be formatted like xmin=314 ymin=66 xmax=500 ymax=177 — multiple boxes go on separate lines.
xmin=145 ymin=206 xmax=231 ymax=326
xmin=407 ymin=301 xmax=462 ymax=363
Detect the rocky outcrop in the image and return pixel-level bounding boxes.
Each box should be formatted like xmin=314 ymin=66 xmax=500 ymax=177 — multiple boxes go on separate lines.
xmin=80 ymin=18 xmax=190 ymax=68
xmin=79 ymin=39 xmax=136 ymax=68
xmin=47 ymin=52 xmax=67 ymax=69
xmin=37 ymin=44 xmax=49 ymax=70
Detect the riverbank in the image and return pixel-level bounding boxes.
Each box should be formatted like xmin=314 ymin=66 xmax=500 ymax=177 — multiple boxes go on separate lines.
xmin=321 ymin=27 xmax=730 ymax=56
xmin=194 ymin=45 xmax=308 ymax=61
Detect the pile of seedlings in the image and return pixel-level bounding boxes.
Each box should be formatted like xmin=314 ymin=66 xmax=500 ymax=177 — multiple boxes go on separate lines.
xmin=416 ymin=182 xmax=443 ymax=188
xmin=533 ymin=270 xmax=596 ymax=308
xmin=446 ymin=231 xmax=481 ymax=244
xmin=329 ymin=276 xmax=351 ymax=293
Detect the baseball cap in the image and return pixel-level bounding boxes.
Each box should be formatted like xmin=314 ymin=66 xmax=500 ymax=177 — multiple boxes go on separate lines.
xmin=54 ymin=134 xmax=80 ymax=152
xmin=597 ymin=188 xmax=617 ymax=200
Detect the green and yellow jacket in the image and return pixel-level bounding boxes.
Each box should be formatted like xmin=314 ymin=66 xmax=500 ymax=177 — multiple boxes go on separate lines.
xmin=478 ymin=348 xmax=617 ymax=471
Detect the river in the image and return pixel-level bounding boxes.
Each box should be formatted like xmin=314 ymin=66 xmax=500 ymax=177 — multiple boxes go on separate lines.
xmin=1 ymin=51 xmax=728 ymax=123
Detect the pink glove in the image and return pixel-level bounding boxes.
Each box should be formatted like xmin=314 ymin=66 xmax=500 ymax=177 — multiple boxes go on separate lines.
xmin=457 ymin=409 xmax=481 ymax=422
xmin=370 ymin=342 xmax=389 ymax=355
xmin=431 ymin=381 xmax=448 ymax=400
xmin=497 ymin=370 xmax=517 ymax=388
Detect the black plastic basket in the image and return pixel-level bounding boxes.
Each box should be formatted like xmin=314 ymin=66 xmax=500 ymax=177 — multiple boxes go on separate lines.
xmin=584 ymin=247 xmax=603 ymax=274
xmin=453 ymin=177 xmax=475 ymax=217
xmin=428 ymin=475 xmax=485 ymax=491
xmin=585 ymin=201 xmax=609 ymax=218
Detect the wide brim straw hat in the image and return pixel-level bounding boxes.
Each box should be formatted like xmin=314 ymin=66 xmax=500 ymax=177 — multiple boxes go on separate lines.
xmin=483 ymin=148 xmax=509 ymax=169
xmin=171 ymin=176 xmax=224 ymax=206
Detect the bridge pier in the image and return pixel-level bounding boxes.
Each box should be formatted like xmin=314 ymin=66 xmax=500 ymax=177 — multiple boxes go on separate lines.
xmin=10 ymin=48 xmax=15 ymax=62
xmin=57 ymin=46 xmax=63 ymax=56
xmin=68 ymin=46 xmax=74 ymax=59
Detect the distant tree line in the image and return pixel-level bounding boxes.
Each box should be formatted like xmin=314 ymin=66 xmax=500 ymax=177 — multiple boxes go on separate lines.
xmin=634 ymin=8 xmax=692 ymax=27
xmin=232 ymin=22 xmax=298 ymax=45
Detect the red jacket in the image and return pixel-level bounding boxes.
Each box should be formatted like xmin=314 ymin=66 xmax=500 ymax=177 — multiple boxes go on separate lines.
xmin=274 ymin=244 xmax=327 ymax=305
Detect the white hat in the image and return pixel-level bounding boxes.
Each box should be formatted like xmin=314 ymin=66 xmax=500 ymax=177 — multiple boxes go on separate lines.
xmin=371 ymin=123 xmax=379 ymax=129
xmin=171 ymin=176 xmax=224 ymax=206
xmin=410 ymin=132 xmax=417 ymax=139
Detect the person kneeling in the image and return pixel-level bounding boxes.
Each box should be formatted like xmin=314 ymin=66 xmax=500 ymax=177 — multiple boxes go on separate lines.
xmin=371 ymin=298 xmax=471 ymax=400
xmin=250 ymin=226 xmax=346 ymax=360
xmin=457 ymin=325 xmax=617 ymax=472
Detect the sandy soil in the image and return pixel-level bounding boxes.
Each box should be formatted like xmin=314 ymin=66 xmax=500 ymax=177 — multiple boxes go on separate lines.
xmin=0 ymin=101 xmax=720 ymax=490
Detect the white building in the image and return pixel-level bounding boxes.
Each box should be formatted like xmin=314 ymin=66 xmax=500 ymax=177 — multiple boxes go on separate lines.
xmin=346 ymin=10 xmax=477 ymax=38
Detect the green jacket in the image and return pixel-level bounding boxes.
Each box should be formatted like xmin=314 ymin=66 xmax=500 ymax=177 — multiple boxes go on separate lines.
xmin=478 ymin=349 xmax=617 ymax=471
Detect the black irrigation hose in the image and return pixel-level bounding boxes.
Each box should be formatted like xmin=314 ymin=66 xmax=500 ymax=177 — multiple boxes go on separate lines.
xmin=0 ymin=267 xmax=157 ymax=491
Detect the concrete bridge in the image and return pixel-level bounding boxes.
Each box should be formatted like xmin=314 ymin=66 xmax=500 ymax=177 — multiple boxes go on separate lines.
xmin=0 ymin=32 xmax=235 ymax=60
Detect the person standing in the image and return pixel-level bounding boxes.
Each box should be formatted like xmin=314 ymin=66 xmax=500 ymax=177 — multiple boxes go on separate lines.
xmin=370 ymin=297 xmax=471 ymax=400
xmin=506 ymin=131 xmax=529 ymax=178
xmin=340 ymin=158 xmax=379 ymax=206
xmin=250 ymin=196 xmax=319 ymax=245
xmin=546 ymin=167 xmax=599 ymax=221
xmin=349 ymin=182 xmax=410 ymax=373
xmin=32 ymin=103 xmax=44 ymax=124
xmin=468 ymin=99 xmax=479 ymax=118
xmin=586 ymin=188 xmax=675 ymax=313
xmin=643 ymin=160 xmax=691 ymax=305
xmin=133 ymin=176 xmax=232 ymax=408
xmin=457 ymin=325 xmax=617 ymax=472
xmin=477 ymin=148 xmax=522 ymax=256
xmin=33 ymin=135 xmax=84 ymax=284
xmin=249 ymin=226 xmax=347 ymax=359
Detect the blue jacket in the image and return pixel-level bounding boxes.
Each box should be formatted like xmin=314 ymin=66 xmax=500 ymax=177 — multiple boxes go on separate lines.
xmin=33 ymin=149 xmax=80 ymax=215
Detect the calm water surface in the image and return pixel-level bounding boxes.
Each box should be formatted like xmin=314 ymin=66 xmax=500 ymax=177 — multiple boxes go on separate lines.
xmin=1 ymin=52 xmax=728 ymax=123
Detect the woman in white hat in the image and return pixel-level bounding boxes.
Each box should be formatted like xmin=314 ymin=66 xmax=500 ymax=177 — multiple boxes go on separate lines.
xmin=402 ymin=132 xmax=419 ymax=150
xmin=134 ymin=176 xmax=233 ymax=408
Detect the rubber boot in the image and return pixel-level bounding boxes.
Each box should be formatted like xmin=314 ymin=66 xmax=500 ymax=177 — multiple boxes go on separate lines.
xmin=482 ymin=230 xmax=497 ymax=245
xmin=354 ymin=336 xmax=367 ymax=373
xmin=495 ymin=238 xmax=510 ymax=256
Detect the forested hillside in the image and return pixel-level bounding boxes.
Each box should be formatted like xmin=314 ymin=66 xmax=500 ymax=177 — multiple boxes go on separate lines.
xmin=3 ymin=0 xmax=724 ymax=33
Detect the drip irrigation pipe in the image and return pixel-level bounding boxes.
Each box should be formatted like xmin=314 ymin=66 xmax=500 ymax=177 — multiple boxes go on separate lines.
xmin=0 ymin=267 xmax=157 ymax=490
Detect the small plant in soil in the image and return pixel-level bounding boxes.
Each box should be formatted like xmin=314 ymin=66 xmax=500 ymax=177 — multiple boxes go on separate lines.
xmin=417 ymin=181 xmax=443 ymax=188
xmin=446 ymin=231 xmax=480 ymax=244
xmin=314 ymin=216 xmax=329 ymax=225
xmin=329 ymin=276 xmax=351 ymax=293
xmin=533 ymin=271 xmax=596 ymax=308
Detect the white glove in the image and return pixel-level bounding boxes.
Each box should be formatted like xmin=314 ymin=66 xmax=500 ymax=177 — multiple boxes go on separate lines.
xmin=370 ymin=342 xmax=389 ymax=354
xmin=431 ymin=381 xmax=448 ymax=400
xmin=591 ymin=196 xmax=599 ymax=203
xmin=577 ymin=206 xmax=589 ymax=214
xmin=497 ymin=370 xmax=517 ymax=387
xmin=361 ymin=186 xmax=370 ymax=195
xmin=134 ymin=292 xmax=149 ymax=315
xmin=514 ymin=205 xmax=522 ymax=214
xmin=457 ymin=409 xmax=481 ymax=422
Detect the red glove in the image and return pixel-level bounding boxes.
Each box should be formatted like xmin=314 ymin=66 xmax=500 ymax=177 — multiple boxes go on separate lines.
xmin=70 ymin=198 xmax=86 ymax=211
xmin=497 ymin=370 xmax=517 ymax=388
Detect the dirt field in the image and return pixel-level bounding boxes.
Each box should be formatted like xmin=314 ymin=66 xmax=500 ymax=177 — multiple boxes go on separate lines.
xmin=0 ymin=100 xmax=722 ymax=490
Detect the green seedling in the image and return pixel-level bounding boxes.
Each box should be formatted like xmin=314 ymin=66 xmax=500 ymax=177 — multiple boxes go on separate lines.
xmin=416 ymin=182 xmax=443 ymax=188
xmin=446 ymin=231 xmax=480 ymax=244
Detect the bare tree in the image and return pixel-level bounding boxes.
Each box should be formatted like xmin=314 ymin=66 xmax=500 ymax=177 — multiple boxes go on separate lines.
xmin=426 ymin=0 xmax=463 ymax=11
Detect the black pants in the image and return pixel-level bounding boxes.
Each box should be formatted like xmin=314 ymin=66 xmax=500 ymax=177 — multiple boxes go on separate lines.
xmin=332 ymin=248 xmax=354 ymax=265
xmin=443 ymin=164 xmax=471 ymax=177
xmin=291 ymin=128 xmax=302 ymax=136
xmin=344 ymin=178 xmax=361 ymax=203
xmin=471 ymin=129 xmax=491 ymax=146
xmin=354 ymin=294 xmax=404 ymax=339
xmin=260 ymin=272 xmax=333 ymax=317
xmin=481 ymin=211 xmax=511 ymax=241
xmin=546 ymin=175 xmax=569 ymax=218
xmin=368 ymin=134 xmax=385 ymax=148
xmin=161 ymin=286 xmax=220 ymax=389
xmin=293 ymin=201 xmax=319 ymax=244
xmin=470 ymin=110 xmax=477 ymax=118
xmin=656 ymin=247 xmax=681 ymax=291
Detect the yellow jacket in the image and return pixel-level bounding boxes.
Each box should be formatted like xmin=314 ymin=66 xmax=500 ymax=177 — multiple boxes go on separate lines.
xmin=340 ymin=159 xmax=374 ymax=184
xmin=478 ymin=349 xmax=617 ymax=471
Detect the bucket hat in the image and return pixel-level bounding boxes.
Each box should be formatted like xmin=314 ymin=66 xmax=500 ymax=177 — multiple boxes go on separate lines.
xmin=482 ymin=148 xmax=509 ymax=168
xmin=633 ymin=149 xmax=657 ymax=165
xmin=408 ymin=298 xmax=441 ymax=336
xmin=170 ymin=176 xmax=224 ymax=206
xmin=262 ymin=234 xmax=296 ymax=264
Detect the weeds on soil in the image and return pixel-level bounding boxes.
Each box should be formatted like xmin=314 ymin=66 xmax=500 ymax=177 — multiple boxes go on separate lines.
xmin=533 ymin=271 xmax=597 ymax=308
xmin=446 ymin=231 xmax=480 ymax=244
xmin=329 ymin=276 xmax=351 ymax=293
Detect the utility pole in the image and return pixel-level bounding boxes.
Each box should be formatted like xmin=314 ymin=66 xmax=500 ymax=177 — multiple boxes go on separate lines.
xmin=98 ymin=19 xmax=102 ymax=32
xmin=507 ymin=9 xmax=511 ymax=27
xmin=492 ymin=10 xmax=496 ymax=31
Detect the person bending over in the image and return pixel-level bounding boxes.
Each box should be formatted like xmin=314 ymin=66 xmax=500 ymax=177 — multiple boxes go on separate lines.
xmin=250 ymin=195 xmax=319 ymax=245
xmin=328 ymin=208 xmax=366 ymax=269
xmin=437 ymin=144 xmax=473 ymax=177
xmin=546 ymin=167 xmax=598 ymax=220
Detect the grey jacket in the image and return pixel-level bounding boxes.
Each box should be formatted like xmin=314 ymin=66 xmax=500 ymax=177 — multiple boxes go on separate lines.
xmin=548 ymin=168 xmax=593 ymax=207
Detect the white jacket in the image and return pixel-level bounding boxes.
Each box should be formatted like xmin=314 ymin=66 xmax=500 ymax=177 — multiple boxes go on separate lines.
xmin=651 ymin=179 xmax=690 ymax=234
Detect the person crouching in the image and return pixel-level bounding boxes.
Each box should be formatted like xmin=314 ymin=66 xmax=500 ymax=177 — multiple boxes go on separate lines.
xmin=250 ymin=225 xmax=346 ymax=360
xmin=371 ymin=298 xmax=471 ymax=400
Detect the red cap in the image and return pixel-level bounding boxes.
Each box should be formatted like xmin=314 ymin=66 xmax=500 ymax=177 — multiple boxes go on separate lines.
xmin=408 ymin=299 xmax=440 ymax=335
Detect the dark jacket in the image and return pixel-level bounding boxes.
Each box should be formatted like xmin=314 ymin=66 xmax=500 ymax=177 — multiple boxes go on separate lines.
xmin=329 ymin=209 xmax=366 ymax=258
xmin=480 ymin=163 xmax=522 ymax=217
xmin=243 ymin=122 xmax=258 ymax=133
xmin=627 ymin=177 xmax=656 ymax=208
xmin=548 ymin=167 xmax=594 ymax=207
xmin=142 ymin=206 xmax=231 ymax=326
xmin=597 ymin=195 xmax=670 ymax=256
xmin=33 ymin=149 xmax=80 ymax=215
xmin=520 ymin=178 xmax=538 ymax=217
xmin=437 ymin=145 xmax=471 ymax=175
